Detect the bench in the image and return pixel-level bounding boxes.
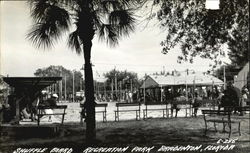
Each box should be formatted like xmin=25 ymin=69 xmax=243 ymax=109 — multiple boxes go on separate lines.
xmin=228 ymin=106 xmax=250 ymax=119
xmin=115 ymin=102 xmax=141 ymax=121
xmin=80 ymin=103 xmax=108 ymax=123
xmin=37 ymin=105 xmax=67 ymax=126
xmin=143 ymin=102 xmax=170 ymax=119
xmin=201 ymin=109 xmax=241 ymax=137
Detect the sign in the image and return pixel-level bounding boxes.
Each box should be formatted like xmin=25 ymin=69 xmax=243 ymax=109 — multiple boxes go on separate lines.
xmin=206 ymin=0 xmax=220 ymax=10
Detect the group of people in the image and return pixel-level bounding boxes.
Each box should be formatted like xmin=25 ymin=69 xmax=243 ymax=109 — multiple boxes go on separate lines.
xmin=169 ymin=94 xmax=202 ymax=118
xmin=0 ymin=90 xmax=59 ymax=124
xmin=161 ymin=83 xmax=249 ymax=118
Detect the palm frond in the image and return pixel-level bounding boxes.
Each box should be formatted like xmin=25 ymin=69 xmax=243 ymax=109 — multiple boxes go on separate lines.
xmin=28 ymin=1 xmax=71 ymax=49
xmin=92 ymin=11 xmax=103 ymax=29
xmin=98 ymin=0 xmax=121 ymax=12
xmin=27 ymin=23 xmax=57 ymax=49
xmin=30 ymin=0 xmax=71 ymax=30
xmin=28 ymin=0 xmax=138 ymax=50
xmin=29 ymin=0 xmax=50 ymax=22
xmin=96 ymin=2 xmax=136 ymax=47
xmin=106 ymin=25 xmax=119 ymax=47
xmin=109 ymin=9 xmax=136 ymax=36
xmin=98 ymin=24 xmax=119 ymax=47
xmin=68 ymin=30 xmax=82 ymax=54
xmin=98 ymin=24 xmax=106 ymax=40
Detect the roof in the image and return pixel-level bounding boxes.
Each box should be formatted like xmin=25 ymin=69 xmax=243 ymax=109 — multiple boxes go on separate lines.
xmin=3 ymin=77 xmax=62 ymax=89
xmin=141 ymin=73 xmax=223 ymax=88
xmin=95 ymin=77 xmax=108 ymax=83
xmin=184 ymin=73 xmax=224 ymax=85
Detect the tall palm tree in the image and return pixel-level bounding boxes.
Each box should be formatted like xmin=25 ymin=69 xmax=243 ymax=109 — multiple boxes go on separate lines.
xmin=27 ymin=0 xmax=140 ymax=143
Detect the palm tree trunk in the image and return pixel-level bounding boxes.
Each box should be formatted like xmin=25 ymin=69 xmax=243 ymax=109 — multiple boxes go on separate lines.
xmin=83 ymin=40 xmax=96 ymax=144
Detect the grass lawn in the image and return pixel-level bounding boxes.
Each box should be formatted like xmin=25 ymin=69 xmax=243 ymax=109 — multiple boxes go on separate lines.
xmin=1 ymin=115 xmax=250 ymax=153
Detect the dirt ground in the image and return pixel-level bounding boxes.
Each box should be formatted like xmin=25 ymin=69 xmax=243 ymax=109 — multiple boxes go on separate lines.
xmin=1 ymin=115 xmax=250 ymax=153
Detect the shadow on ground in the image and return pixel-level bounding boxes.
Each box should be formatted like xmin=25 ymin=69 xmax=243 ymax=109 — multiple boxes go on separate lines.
xmin=0 ymin=116 xmax=250 ymax=153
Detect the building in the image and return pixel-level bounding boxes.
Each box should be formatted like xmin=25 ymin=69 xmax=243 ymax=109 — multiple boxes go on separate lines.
xmin=140 ymin=72 xmax=224 ymax=103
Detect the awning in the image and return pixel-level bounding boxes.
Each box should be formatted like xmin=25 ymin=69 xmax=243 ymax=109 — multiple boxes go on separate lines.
xmin=3 ymin=77 xmax=62 ymax=89
xmin=234 ymin=63 xmax=249 ymax=90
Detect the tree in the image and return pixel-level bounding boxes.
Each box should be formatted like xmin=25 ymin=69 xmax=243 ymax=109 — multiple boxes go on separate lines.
xmin=104 ymin=69 xmax=140 ymax=91
xmin=27 ymin=0 xmax=140 ymax=143
xmin=227 ymin=17 xmax=249 ymax=68
xmin=104 ymin=69 xmax=139 ymax=102
xmin=34 ymin=65 xmax=84 ymax=97
xmin=153 ymin=0 xmax=248 ymax=66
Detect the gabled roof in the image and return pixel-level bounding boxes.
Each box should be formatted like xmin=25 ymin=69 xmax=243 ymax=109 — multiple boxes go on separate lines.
xmin=141 ymin=76 xmax=160 ymax=88
xmin=149 ymin=75 xmax=177 ymax=86
xmin=141 ymin=73 xmax=223 ymax=88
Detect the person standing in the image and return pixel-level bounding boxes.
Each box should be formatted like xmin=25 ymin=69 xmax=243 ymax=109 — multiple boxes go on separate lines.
xmin=192 ymin=96 xmax=201 ymax=117
xmin=222 ymin=82 xmax=240 ymax=112
xmin=242 ymin=88 xmax=249 ymax=106
xmin=128 ymin=91 xmax=133 ymax=103
xmin=240 ymin=88 xmax=249 ymax=115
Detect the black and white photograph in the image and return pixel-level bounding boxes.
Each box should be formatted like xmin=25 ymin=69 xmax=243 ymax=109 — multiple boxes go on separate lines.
xmin=0 ymin=0 xmax=249 ymax=152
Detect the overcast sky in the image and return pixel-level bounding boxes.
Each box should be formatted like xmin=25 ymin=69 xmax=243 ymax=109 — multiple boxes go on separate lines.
xmin=0 ymin=1 xmax=228 ymax=79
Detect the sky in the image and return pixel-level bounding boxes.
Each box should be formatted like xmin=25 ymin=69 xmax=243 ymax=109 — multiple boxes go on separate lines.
xmin=0 ymin=0 xmax=228 ymax=79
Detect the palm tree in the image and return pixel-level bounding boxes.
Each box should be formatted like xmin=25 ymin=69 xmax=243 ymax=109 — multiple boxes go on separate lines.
xmin=27 ymin=0 xmax=139 ymax=143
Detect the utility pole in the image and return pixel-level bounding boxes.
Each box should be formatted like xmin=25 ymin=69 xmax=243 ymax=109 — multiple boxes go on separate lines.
xmin=115 ymin=73 xmax=118 ymax=98
xmin=160 ymin=84 xmax=163 ymax=102
xmin=80 ymin=78 xmax=82 ymax=91
xmin=96 ymin=82 xmax=98 ymax=95
xmin=104 ymin=81 xmax=106 ymax=99
xmin=212 ymin=80 xmax=215 ymax=109
xmin=59 ymin=80 xmax=62 ymax=102
xmin=185 ymin=69 xmax=188 ymax=101
xmin=144 ymin=75 xmax=146 ymax=104
xmin=64 ymin=76 xmax=67 ymax=101
xmin=130 ymin=79 xmax=133 ymax=92
xmin=72 ymin=70 xmax=75 ymax=102
xmin=193 ymin=77 xmax=196 ymax=98
xmin=111 ymin=79 xmax=114 ymax=101
xmin=223 ymin=65 xmax=226 ymax=90
xmin=119 ymin=81 xmax=122 ymax=102
xmin=54 ymin=83 xmax=57 ymax=93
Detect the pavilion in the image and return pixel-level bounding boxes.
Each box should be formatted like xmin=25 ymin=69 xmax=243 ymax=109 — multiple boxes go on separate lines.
xmin=140 ymin=72 xmax=224 ymax=103
xmin=2 ymin=77 xmax=62 ymax=124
